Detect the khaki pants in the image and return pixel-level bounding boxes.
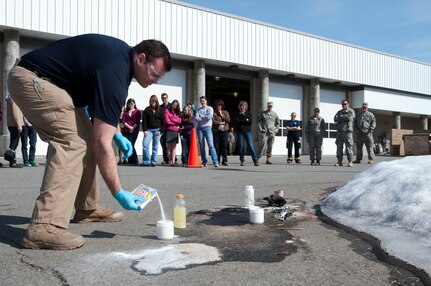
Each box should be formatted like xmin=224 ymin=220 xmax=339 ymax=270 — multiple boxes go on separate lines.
xmin=7 ymin=66 xmax=99 ymax=229
xmin=257 ymin=132 xmax=275 ymax=158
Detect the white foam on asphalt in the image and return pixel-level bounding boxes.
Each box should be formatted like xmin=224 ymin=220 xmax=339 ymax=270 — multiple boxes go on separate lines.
xmin=97 ymin=243 xmax=221 ymax=275
xmin=130 ymin=243 xmax=221 ymax=274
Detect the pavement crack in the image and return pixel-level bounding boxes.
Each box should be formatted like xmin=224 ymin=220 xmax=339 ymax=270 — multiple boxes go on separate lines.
xmin=19 ymin=252 xmax=70 ymax=286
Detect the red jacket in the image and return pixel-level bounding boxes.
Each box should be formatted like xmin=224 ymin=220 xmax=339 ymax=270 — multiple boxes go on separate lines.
xmin=121 ymin=108 xmax=141 ymax=133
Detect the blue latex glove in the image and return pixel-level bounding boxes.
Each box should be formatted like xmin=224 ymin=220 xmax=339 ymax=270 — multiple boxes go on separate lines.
xmin=114 ymin=189 xmax=142 ymax=211
xmin=113 ymin=132 xmax=133 ymax=160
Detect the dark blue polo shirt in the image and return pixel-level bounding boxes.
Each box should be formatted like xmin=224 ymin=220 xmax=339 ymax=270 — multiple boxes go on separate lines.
xmin=19 ymin=34 xmax=134 ymax=126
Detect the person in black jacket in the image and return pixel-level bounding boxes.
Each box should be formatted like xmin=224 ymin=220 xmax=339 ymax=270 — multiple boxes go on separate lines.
xmin=141 ymin=94 xmax=165 ymax=166
xmin=159 ymin=93 xmax=171 ymax=164
xmin=235 ymin=101 xmax=259 ymax=166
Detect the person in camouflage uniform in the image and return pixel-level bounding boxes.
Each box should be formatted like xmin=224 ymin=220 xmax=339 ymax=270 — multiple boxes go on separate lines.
xmin=257 ymin=102 xmax=280 ymax=164
xmin=334 ymin=100 xmax=355 ymax=167
xmin=306 ymin=107 xmax=326 ymax=166
xmin=353 ymin=102 xmax=376 ymax=164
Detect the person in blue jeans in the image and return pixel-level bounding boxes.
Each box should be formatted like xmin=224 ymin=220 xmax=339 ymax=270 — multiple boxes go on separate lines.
xmin=21 ymin=118 xmax=39 ymax=167
xmin=196 ymin=96 xmax=219 ymax=167
xmin=141 ymin=95 xmax=164 ymax=166
xmin=235 ymin=101 xmax=259 ymax=166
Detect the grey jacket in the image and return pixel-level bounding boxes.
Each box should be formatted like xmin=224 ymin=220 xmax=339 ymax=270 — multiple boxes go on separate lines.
xmin=354 ymin=111 xmax=376 ymax=134
xmin=334 ymin=108 xmax=355 ymax=132
xmin=306 ymin=116 xmax=326 ymax=140
xmin=257 ymin=110 xmax=280 ymax=135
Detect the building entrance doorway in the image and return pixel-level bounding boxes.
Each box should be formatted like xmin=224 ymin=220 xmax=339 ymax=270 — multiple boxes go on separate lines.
xmin=205 ymin=75 xmax=251 ymax=155
xmin=206 ymin=75 xmax=250 ymax=128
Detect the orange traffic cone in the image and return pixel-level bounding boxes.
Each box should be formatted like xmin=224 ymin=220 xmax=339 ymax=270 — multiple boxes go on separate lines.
xmin=186 ymin=128 xmax=202 ymax=168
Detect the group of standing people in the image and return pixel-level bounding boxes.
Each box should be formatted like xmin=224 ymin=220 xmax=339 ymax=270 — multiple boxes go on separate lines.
xmin=334 ymin=100 xmax=376 ymax=167
xmin=305 ymin=99 xmax=376 ymax=167
xmin=254 ymin=98 xmax=376 ymax=167
xmin=4 ymin=91 xmax=377 ymax=171
xmin=118 ymin=93 xmax=182 ymax=167
xmin=116 ymin=96 xmax=377 ymax=169
xmin=117 ymin=94 xmax=272 ymax=168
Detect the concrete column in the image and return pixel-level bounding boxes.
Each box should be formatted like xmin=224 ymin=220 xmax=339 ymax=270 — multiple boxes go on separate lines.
xmin=258 ymin=70 xmax=269 ymax=112
xmin=393 ymin=112 xmax=401 ymax=129
xmin=193 ymin=60 xmax=205 ymax=109
xmin=420 ymin=115 xmax=428 ymax=130
xmin=309 ymin=78 xmax=320 ymax=116
xmin=1 ymin=29 xmax=20 ymax=153
xmin=303 ymin=79 xmax=320 ymax=156
xmin=346 ymin=91 xmax=353 ymax=105
xmin=185 ymin=68 xmax=194 ymax=105
xmin=254 ymin=70 xmax=269 ymax=145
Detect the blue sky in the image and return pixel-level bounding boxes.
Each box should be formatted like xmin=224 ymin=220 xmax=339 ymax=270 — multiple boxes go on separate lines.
xmin=179 ymin=0 xmax=431 ymax=64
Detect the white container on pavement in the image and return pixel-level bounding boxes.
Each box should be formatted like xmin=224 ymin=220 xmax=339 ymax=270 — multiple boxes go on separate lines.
xmin=249 ymin=207 xmax=264 ymax=224
xmin=156 ymin=220 xmax=174 ymax=240
xmin=244 ymin=185 xmax=255 ymax=208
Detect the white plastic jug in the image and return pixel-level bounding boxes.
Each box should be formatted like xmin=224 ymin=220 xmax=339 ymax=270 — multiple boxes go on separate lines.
xmin=244 ymin=185 xmax=255 ymax=208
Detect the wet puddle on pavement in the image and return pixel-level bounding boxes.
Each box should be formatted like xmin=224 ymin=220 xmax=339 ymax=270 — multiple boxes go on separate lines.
xmin=128 ymin=198 xmax=316 ymax=275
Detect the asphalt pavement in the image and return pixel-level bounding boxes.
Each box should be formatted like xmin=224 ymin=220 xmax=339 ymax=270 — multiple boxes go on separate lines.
xmin=0 ymin=154 xmax=425 ymax=286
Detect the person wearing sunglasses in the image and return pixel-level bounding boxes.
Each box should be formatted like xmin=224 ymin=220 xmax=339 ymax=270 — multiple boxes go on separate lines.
xmin=8 ymin=34 xmax=172 ymax=250
xmin=334 ymin=100 xmax=355 ymax=167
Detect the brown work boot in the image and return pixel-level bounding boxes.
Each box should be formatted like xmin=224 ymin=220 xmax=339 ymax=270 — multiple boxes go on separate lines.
xmin=334 ymin=161 xmax=343 ymax=166
xmin=21 ymin=223 xmax=84 ymax=250
xmin=73 ymin=207 xmax=124 ymax=223
xmin=368 ymin=160 xmax=374 ymax=164
xmin=240 ymin=160 xmax=245 ymax=166
xmin=266 ymin=158 xmax=272 ymax=165
xmin=347 ymin=161 xmax=353 ymax=167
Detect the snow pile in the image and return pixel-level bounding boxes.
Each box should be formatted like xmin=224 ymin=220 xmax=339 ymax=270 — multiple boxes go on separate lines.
xmin=321 ymin=155 xmax=431 ymax=275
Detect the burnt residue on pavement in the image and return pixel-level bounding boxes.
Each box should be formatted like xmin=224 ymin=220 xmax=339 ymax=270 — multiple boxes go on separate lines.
xmin=175 ymin=199 xmax=312 ymax=263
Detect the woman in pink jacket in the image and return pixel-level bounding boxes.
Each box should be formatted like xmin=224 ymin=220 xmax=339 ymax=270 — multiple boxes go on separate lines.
xmin=121 ymin=98 xmax=141 ymax=165
xmin=164 ymin=99 xmax=182 ymax=166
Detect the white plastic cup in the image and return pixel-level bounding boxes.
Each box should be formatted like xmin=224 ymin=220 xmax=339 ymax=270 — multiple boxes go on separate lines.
xmin=249 ymin=207 xmax=264 ymax=224
xmin=244 ymin=185 xmax=255 ymax=208
xmin=156 ymin=220 xmax=174 ymax=240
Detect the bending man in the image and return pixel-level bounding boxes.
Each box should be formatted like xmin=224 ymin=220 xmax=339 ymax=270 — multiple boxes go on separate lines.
xmin=8 ymin=34 xmax=172 ymax=250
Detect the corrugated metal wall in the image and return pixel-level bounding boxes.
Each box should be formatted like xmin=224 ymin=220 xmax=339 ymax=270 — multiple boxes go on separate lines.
xmin=1 ymin=0 xmax=430 ymax=95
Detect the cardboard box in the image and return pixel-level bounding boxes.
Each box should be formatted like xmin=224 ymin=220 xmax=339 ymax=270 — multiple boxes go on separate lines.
xmin=391 ymin=129 xmax=413 ymax=156
xmin=403 ymin=134 xmax=430 ymax=156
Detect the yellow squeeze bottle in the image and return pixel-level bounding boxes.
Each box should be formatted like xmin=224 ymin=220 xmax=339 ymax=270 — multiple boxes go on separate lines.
xmin=174 ymin=194 xmax=186 ymax=228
